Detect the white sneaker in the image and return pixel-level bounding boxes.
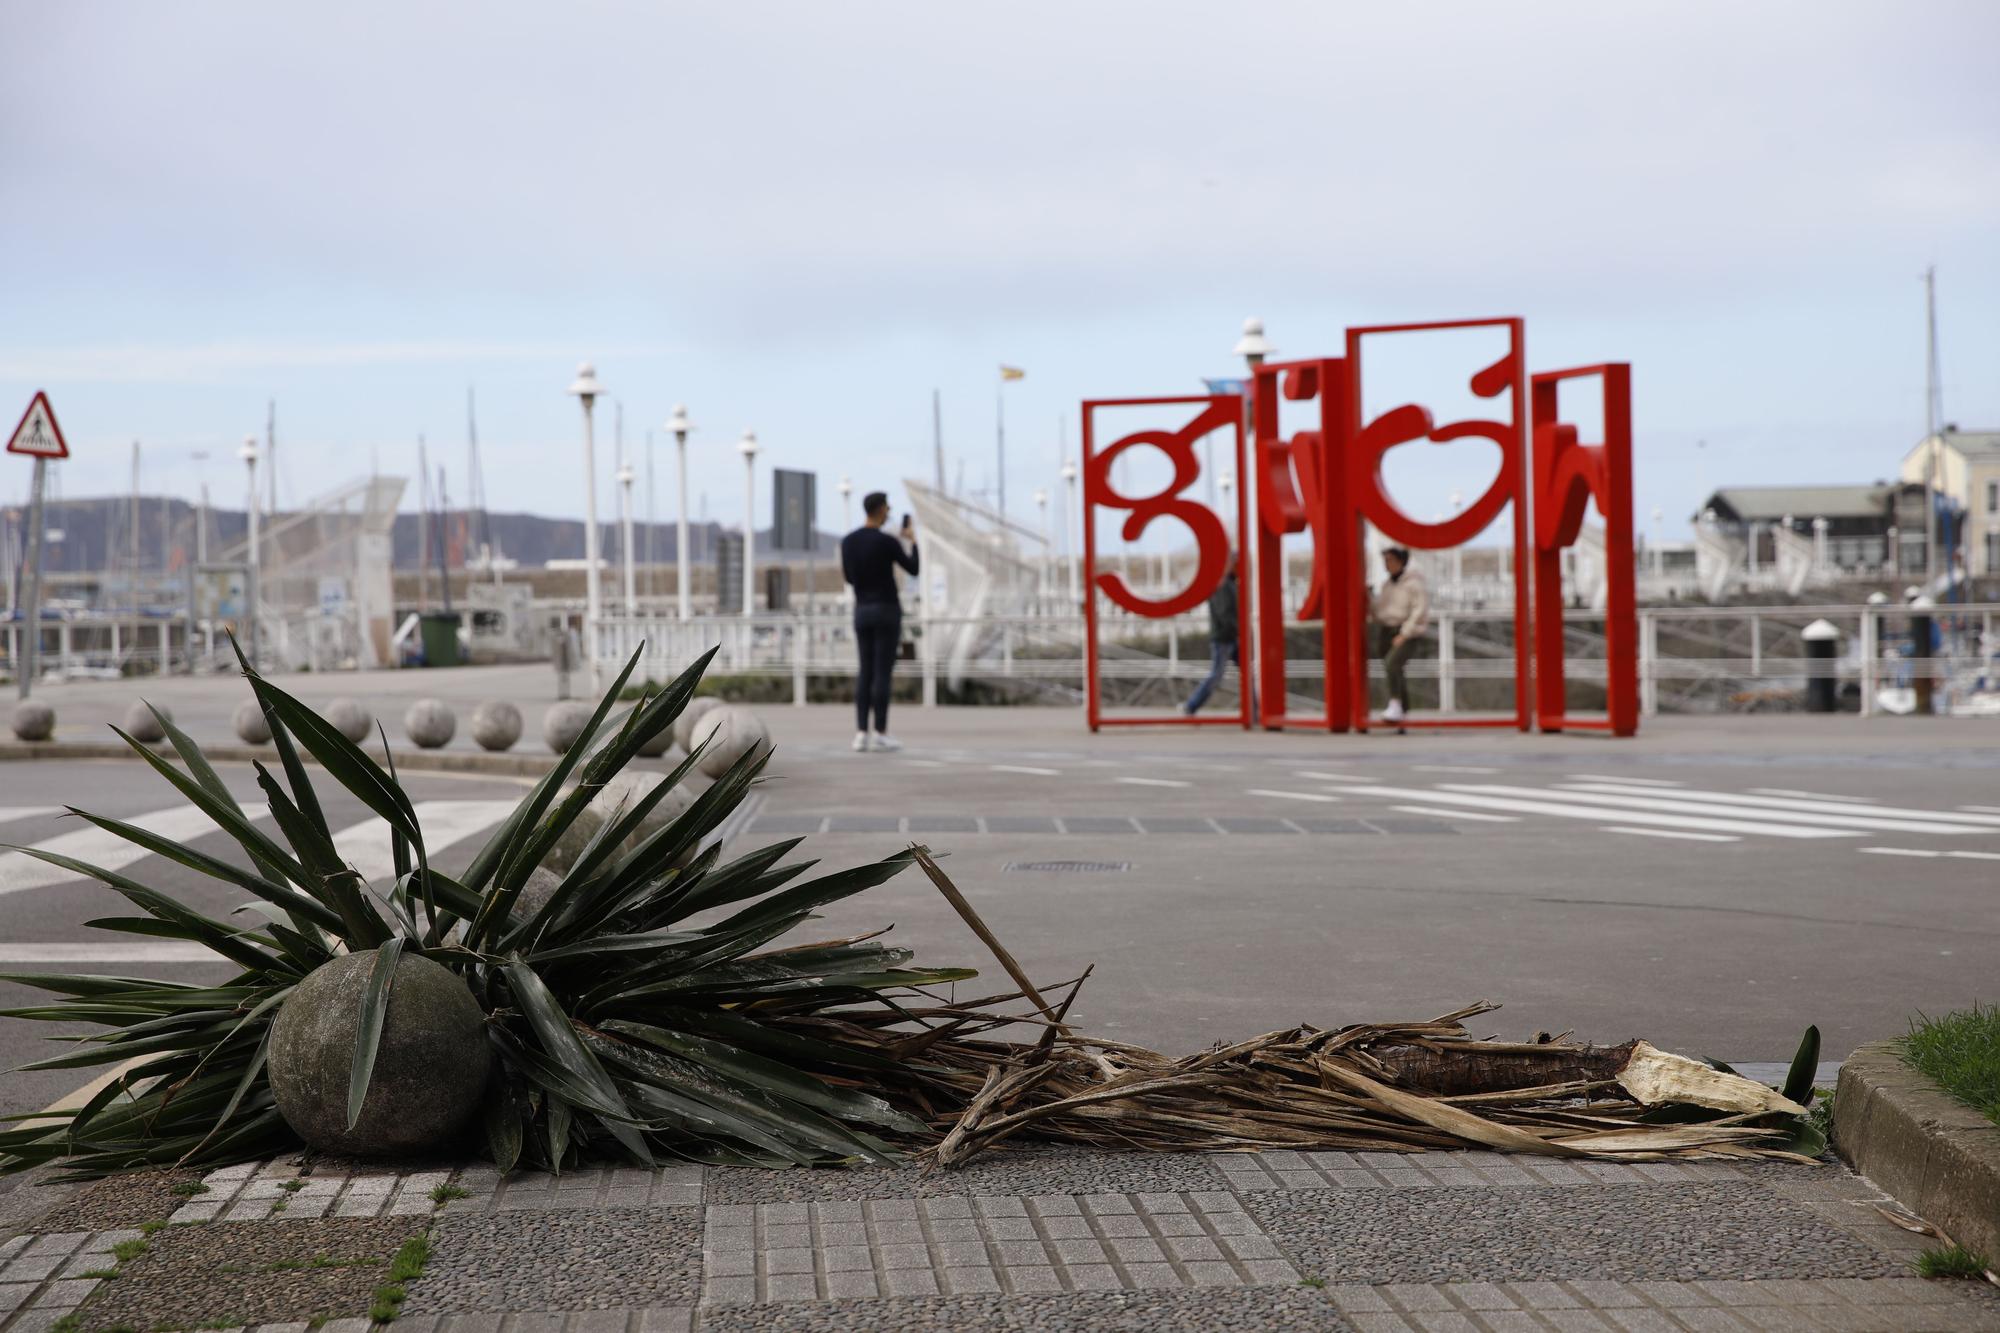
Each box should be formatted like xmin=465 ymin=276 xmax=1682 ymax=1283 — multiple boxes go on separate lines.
xmin=852 ymin=731 xmax=870 ymax=752
xmin=1383 ymin=699 xmax=1406 ymax=722
xmin=872 ymin=732 xmax=903 ymax=752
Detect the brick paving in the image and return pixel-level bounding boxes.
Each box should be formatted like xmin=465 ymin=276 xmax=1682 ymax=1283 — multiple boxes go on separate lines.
xmin=0 ymin=1150 xmax=1993 ymax=1331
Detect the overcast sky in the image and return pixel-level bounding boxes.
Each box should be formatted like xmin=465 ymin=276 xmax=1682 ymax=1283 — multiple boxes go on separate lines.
xmin=2 ymin=1 xmax=1995 ymax=544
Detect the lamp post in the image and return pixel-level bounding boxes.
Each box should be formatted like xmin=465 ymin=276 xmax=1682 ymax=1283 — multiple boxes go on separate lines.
xmin=1218 ymin=469 xmax=1235 ymax=537
xmin=617 ymin=461 xmax=637 ymax=615
xmin=738 ymin=431 xmax=759 ymax=617
xmin=1232 ymin=318 xmax=1272 ymax=708
xmin=1651 ymin=506 xmax=1665 ymax=578
xmin=240 ymin=434 xmax=259 ymax=666
xmin=1060 ymin=460 xmax=1080 ymax=606
xmin=1449 ymin=489 xmax=1464 ymax=593
xmin=1812 ymin=516 xmax=1829 ymax=571
xmin=567 ymin=362 xmax=605 ymax=689
xmin=837 ymin=476 xmax=853 ymax=530
xmin=1034 ymin=487 xmax=1050 ymax=601
xmin=665 ymin=404 xmax=692 ymax=620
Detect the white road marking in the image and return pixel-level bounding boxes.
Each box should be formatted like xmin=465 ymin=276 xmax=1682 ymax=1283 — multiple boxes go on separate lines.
xmin=1413 ymin=765 xmax=1498 ymax=774
xmin=1554 ymin=784 xmax=2000 ymax=829
xmin=1467 ymin=785 xmax=1984 ymax=837
xmin=1245 ymin=788 xmax=1343 ymax=803
xmin=1959 ymin=806 xmax=2000 ymax=816
xmin=992 ymin=765 xmax=1060 ymax=776
xmin=0 ymin=943 xmax=214 ymax=963
xmin=1117 ymin=777 xmax=1191 ymax=788
xmin=1860 ymin=847 xmax=1942 ymax=858
xmin=0 ymin=807 xmax=60 ymax=824
xmin=1750 ymin=788 xmax=1875 ymax=802
xmin=1392 ymin=805 xmax=1518 ymax=822
xmin=331 ymin=800 xmax=521 ymax=882
xmin=0 ymin=803 xmax=272 ymax=898
xmin=1949 ymin=850 xmax=2000 ymax=861
xmin=1604 ymin=827 xmax=1739 ymax=843
xmin=1567 ymin=774 xmax=1684 ymax=787
xmin=1337 ymin=785 xmax=1850 ymax=839
xmin=1297 ymin=771 xmax=1367 ymax=783
xmin=901 ymin=758 xmax=947 ymax=768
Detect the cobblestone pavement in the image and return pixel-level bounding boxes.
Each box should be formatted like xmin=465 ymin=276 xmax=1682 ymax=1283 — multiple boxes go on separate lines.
xmin=2 ymin=1148 xmax=1996 ymax=1332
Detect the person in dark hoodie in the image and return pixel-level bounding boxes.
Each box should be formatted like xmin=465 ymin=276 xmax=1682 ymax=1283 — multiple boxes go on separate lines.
xmin=1183 ymin=552 xmax=1244 ymax=715
xmin=840 ymin=491 xmax=919 ymax=751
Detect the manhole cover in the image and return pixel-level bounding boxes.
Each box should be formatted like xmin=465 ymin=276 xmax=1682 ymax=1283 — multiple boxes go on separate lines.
xmin=1002 ymin=860 xmax=1131 ymax=874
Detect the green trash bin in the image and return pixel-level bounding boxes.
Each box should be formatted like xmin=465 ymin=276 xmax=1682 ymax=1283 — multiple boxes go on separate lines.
xmin=418 ymin=612 xmax=461 ymax=668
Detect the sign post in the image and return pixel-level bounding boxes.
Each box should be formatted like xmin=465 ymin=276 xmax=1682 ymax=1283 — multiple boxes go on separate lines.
xmin=7 ymin=393 xmax=70 ymax=699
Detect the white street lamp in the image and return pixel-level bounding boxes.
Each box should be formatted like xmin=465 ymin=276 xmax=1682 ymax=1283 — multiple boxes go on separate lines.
xmin=837 ymin=476 xmax=853 ymax=530
xmin=617 ymin=460 xmax=637 ymax=615
xmin=738 ymin=431 xmax=759 ymax=616
xmin=1232 ymin=316 xmax=1274 ymax=367
xmin=568 ymin=361 xmax=605 ymax=689
xmin=1232 ymin=319 xmax=1271 ymax=708
xmin=665 ymin=404 xmax=693 ymax=620
xmin=240 ymin=434 xmax=259 ymax=665
xmin=1034 ymin=487 xmax=1050 ymax=600
xmin=1059 ymin=460 xmax=1080 ymax=606
xmin=1650 ymin=506 xmax=1665 ymax=578
xmin=1448 ymin=489 xmax=1465 ymax=592
xmin=1812 ymin=515 xmax=1829 ymax=570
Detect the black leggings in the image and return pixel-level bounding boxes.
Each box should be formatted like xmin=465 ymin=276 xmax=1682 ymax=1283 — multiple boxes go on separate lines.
xmin=854 ymin=603 xmax=902 ymax=732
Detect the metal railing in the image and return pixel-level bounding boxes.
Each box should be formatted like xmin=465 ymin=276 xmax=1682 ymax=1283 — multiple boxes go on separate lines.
xmin=588 ymin=602 xmax=2000 ymax=717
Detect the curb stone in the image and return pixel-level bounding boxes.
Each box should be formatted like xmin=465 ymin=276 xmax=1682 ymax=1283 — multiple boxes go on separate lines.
xmin=1834 ymin=1038 xmax=2000 ymax=1263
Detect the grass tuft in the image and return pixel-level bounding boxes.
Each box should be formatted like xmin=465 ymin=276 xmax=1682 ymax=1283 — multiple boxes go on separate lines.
xmin=1916 ymin=1244 xmax=1992 ymax=1280
xmin=429 ymin=1183 xmax=470 ymax=1205
xmin=1904 ymin=1003 xmax=2000 ymax=1126
xmin=1298 ymin=1275 xmax=1327 ymax=1289
xmin=387 ymin=1234 xmax=430 ymax=1284
xmin=167 ymin=1181 xmax=210 ymax=1198
xmin=138 ymin=1220 xmax=168 ymax=1235
xmin=278 ymin=1178 xmax=307 ymax=1193
xmin=110 ymin=1238 xmax=150 ymax=1263
xmin=76 ymin=1267 xmax=120 ymax=1280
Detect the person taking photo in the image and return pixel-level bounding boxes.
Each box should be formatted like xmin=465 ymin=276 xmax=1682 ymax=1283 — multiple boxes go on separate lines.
xmin=840 ymin=492 xmax=919 ymax=751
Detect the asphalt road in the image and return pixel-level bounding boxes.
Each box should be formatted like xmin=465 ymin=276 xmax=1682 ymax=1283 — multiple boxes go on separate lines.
xmin=0 ymin=707 xmax=1994 ymax=1179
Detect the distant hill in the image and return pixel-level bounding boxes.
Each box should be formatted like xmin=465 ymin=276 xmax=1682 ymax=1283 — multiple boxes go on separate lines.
xmin=4 ymin=495 xmax=837 ymax=575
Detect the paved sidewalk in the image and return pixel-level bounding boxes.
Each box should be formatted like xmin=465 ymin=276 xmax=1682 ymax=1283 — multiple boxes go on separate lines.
xmin=3 ymin=1146 xmax=1995 ymax=1332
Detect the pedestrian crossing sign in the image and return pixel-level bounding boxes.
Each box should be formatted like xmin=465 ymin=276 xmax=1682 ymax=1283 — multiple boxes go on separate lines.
xmin=6 ymin=392 xmax=68 ymax=459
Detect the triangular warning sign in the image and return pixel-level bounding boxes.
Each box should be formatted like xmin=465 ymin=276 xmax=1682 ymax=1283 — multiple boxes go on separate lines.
xmin=7 ymin=392 xmax=68 ymax=459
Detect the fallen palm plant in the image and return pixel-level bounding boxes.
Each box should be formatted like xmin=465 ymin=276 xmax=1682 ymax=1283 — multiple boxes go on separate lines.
xmin=0 ymin=640 xmax=1824 ymax=1179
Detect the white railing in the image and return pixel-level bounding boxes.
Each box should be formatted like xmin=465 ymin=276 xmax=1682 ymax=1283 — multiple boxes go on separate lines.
xmin=587 ymin=602 xmax=2000 ymax=718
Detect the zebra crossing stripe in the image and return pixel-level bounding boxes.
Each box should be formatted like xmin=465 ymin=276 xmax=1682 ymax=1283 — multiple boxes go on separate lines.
xmin=1603 ymin=827 xmax=1739 ymax=843
xmin=1336 ymin=786 xmax=1852 ymax=839
xmin=330 ymin=800 xmax=521 ymax=883
xmin=1391 ymin=805 xmax=1518 ymax=823
xmin=1460 ymin=785 xmax=1987 ymax=837
xmin=1553 ymin=784 xmax=2000 ymax=829
xmin=0 ymin=803 xmax=272 ymax=898
xmin=1566 ymin=774 xmax=1685 ymax=787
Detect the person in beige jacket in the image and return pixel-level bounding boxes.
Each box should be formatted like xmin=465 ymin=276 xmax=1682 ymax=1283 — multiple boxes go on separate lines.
xmin=1368 ymin=546 xmax=1427 ymax=725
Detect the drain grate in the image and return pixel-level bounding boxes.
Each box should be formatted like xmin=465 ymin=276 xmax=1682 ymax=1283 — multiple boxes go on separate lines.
xmin=1003 ymin=859 xmax=1131 ymax=874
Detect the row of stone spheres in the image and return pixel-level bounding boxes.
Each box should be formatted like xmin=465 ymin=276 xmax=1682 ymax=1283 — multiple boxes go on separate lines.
xmin=13 ymin=693 xmax=764 ymax=778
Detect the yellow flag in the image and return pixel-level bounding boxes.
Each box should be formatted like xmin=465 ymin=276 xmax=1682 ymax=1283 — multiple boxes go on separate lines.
xmin=999 ymin=365 xmax=1025 ymax=381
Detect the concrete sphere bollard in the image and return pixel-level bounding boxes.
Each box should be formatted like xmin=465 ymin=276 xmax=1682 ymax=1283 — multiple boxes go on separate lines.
xmin=545 ymin=770 xmax=696 ymax=872
xmin=267 ymin=950 xmax=491 ymax=1156
xmin=671 ymin=695 xmax=722 ymax=753
xmin=10 ymin=700 xmax=54 ymax=742
xmin=543 ymin=700 xmax=595 ymax=754
xmin=513 ymin=865 xmax=567 ymax=920
xmin=470 ymin=701 xmax=523 ymax=752
xmin=124 ymin=700 xmax=171 ymax=744
xmin=233 ymin=698 xmax=272 ymax=745
xmin=403 ymin=699 xmax=456 ymax=750
xmin=325 ymin=697 xmax=373 ymax=744
xmin=690 ymin=704 xmax=770 ymax=778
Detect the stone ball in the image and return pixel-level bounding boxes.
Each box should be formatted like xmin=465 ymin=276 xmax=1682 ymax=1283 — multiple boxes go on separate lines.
xmin=543 ymin=700 xmax=595 ymax=754
xmin=123 ymin=700 xmax=170 ymax=744
xmin=325 ymin=697 xmax=373 ymax=744
xmin=470 ymin=701 xmax=523 ymax=752
xmin=233 ymin=698 xmax=272 ymax=745
xmin=267 ymin=950 xmax=491 ymax=1157
xmin=690 ymin=704 xmax=769 ymax=779
xmin=403 ymin=698 xmax=457 ymax=749
xmin=671 ymin=695 xmax=723 ymax=753
xmin=10 ymin=700 xmax=54 ymax=742
xmin=544 ymin=769 xmax=696 ymax=873
xmin=636 ymin=711 xmax=676 ymax=758
xmin=513 ymin=865 xmax=567 ymax=921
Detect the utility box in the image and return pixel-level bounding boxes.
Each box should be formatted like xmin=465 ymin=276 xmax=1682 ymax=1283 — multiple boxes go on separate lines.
xmin=418 ymin=612 xmax=462 ymax=668
xmin=765 ymin=567 xmax=791 ymax=612
xmin=716 ymin=532 xmax=744 ymax=613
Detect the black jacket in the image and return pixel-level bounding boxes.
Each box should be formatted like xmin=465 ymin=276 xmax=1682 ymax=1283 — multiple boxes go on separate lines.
xmin=841 ymin=526 xmax=920 ymax=607
xmin=1208 ymin=573 xmax=1238 ymax=643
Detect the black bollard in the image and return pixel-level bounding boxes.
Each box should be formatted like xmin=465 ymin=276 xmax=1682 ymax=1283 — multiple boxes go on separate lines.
xmin=1802 ymin=619 xmax=1840 ymax=713
xmin=1909 ymin=597 xmax=1935 ymax=716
